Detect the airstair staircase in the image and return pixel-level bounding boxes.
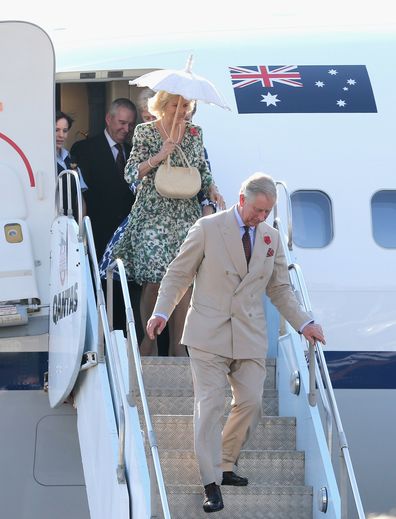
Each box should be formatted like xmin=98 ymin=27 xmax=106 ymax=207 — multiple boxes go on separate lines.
xmin=139 ymin=356 xmax=313 ymax=519
xmin=49 ymin=173 xmax=363 ymax=519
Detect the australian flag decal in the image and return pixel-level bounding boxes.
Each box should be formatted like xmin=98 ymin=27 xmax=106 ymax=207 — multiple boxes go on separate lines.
xmin=230 ymin=65 xmax=377 ymax=113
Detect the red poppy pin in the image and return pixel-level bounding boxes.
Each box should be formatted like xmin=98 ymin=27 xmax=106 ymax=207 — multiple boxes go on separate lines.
xmin=267 ymin=248 xmax=274 ymax=257
xmin=264 ymin=235 xmax=271 ymax=245
xmin=190 ymin=127 xmax=199 ymax=137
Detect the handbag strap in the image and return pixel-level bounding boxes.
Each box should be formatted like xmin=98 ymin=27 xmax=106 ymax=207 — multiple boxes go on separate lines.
xmin=166 ymin=144 xmax=192 ymax=168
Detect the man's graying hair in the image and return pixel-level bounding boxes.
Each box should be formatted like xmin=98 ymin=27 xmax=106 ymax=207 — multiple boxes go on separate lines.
xmin=108 ymin=98 xmax=137 ymax=116
xmin=240 ymin=172 xmax=277 ymax=201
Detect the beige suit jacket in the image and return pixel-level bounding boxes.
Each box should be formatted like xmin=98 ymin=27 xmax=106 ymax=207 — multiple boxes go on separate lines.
xmin=153 ymin=205 xmax=311 ymax=359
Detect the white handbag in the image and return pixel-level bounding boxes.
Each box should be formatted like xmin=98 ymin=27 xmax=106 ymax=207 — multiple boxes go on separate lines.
xmin=154 ymin=145 xmax=201 ymax=199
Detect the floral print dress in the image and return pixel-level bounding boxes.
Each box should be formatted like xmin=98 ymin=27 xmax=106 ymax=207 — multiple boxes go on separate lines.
xmin=112 ymin=120 xmax=214 ymax=285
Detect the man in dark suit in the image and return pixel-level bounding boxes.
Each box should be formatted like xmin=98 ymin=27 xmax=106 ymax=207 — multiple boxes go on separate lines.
xmin=71 ymin=98 xmax=142 ymax=338
xmin=71 ymin=98 xmax=137 ymax=260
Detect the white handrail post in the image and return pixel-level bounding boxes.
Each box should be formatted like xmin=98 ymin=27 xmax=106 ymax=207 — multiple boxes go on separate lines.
xmin=340 ymin=455 xmax=348 ymax=519
xmin=106 ymin=268 xmax=114 ymax=332
xmin=308 ymin=342 xmax=317 ymax=406
xmin=275 ymin=180 xmax=293 ymax=250
xmin=126 ymin=325 xmax=137 ymax=406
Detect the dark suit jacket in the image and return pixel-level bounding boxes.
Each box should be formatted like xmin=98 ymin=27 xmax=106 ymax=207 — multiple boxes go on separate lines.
xmin=71 ymin=133 xmax=135 ymax=259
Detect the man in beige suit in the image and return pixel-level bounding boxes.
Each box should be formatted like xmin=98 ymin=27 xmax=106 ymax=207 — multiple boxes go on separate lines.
xmin=147 ymin=172 xmax=325 ymax=513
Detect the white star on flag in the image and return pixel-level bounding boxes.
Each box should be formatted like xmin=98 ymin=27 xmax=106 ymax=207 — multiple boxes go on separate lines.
xmin=337 ymin=99 xmax=347 ymax=107
xmin=260 ymin=92 xmax=281 ymax=106
xmin=315 ymin=81 xmax=325 ymax=87
xmin=347 ymin=79 xmax=356 ymax=85
xmin=328 ymin=69 xmax=338 ymax=75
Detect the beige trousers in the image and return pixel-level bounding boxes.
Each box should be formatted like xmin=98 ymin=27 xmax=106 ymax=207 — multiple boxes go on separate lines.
xmin=188 ymin=346 xmax=266 ymax=486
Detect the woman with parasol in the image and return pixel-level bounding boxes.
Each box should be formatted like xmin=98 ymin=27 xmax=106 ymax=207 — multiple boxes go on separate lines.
xmin=113 ymin=89 xmax=225 ymax=356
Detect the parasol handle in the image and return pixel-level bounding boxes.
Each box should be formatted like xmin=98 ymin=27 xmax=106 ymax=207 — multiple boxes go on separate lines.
xmin=170 ymin=54 xmax=193 ymax=139
xmin=170 ymin=96 xmax=183 ymax=141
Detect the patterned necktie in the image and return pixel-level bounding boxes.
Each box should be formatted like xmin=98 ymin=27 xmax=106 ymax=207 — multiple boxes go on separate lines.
xmin=115 ymin=143 xmax=126 ymax=176
xmin=242 ymin=225 xmax=251 ymax=264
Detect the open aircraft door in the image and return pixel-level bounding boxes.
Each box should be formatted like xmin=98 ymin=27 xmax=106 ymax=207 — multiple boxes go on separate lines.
xmin=0 ymin=21 xmax=56 ymax=318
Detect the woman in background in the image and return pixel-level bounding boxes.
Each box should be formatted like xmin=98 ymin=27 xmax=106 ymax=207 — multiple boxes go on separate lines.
xmin=56 ymin=111 xmax=87 ymax=217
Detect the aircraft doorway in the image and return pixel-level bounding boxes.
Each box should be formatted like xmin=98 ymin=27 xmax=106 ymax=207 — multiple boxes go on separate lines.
xmin=56 ymin=68 xmax=157 ymax=149
xmin=56 ymin=68 xmax=171 ymax=356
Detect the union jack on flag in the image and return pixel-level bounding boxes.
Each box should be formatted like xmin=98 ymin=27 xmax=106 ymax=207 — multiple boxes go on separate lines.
xmin=230 ymin=65 xmax=303 ymax=89
xmin=229 ymin=65 xmax=377 ymax=114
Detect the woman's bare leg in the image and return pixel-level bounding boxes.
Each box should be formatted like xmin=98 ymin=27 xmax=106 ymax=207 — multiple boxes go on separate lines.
xmin=139 ymin=282 xmax=160 ymax=356
xmin=168 ymin=286 xmax=193 ymax=357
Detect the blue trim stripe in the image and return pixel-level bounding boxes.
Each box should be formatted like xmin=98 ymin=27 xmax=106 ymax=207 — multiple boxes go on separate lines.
xmin=0 ymin=352 xmax=48 ymax=390
xmin=1 ymin=350 xmax=395 ymax=390
xmin=325 ymin=351 xmax=396 ymax=389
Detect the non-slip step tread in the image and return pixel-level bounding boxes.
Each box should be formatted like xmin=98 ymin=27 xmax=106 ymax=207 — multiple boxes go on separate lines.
xmin=156 ymin=447 xmax=306 ymax=486
xmin=151 ymin=414 xmax=295 ymax=425
xmin=165 ymin=484 xmax=312 ymax=495
xmin=153 ymin=485 xmax=313 ymax=519
xmin=158 ymin=449 xmax=304 ymax=460
xmin=141 ymin=388 xmax=278 ymax=397
xmin=140 ymin=356 xmax=277 ymax=390
xmin=140 ymin=355 xmax=313 ymax=518
xmin=136 ymin=391 xmax=279 ymax=416
xmin=141 ymin=357 xmax=276 ymax=366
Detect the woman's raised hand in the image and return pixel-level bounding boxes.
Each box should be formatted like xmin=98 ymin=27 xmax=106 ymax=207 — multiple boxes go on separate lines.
xmin=158 ymin=138 xmax=177 ymax=161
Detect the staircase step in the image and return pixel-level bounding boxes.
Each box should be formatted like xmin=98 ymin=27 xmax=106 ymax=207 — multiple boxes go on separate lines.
xmin=140 ymin=356 xmax=313 ymax=518
xmin=157 ymin=449 xmax=305 ymax=486
xmin=136 ymin=388 xmax=279 ymax=416
xmin=153 ymin=484 xmax=312 ymax=519
xmin=151 ymin=415 xmax=296 ymax=451
xmin=141 ymin=356 xmax=276 ymax=390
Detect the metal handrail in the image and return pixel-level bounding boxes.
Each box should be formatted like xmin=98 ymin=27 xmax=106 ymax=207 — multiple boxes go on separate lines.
xmin=290 ymin=261 xmax=365 ymax=518
xmin=288 ymin=263 xmax=330 ymax=409
xmin=55 ymin=169 xmax=83 ymax=239
xmin=274 ymin=180 xmax=293 ymax=250
xmin=314 ymin=357 xmax=333 ymax=453
xmin=106 ymin=259 xmax=171 ymax=519
xmin=83 ymin=217 xmax=126 ymax=484
xmin=316 ymin=344 xmax=366 ymax=519
xmin=288 ymin=262 xmax=334 ymax=452
xmin=289 ymin=264 xmax=366 ymax=519
xmin=273 ymin=184 xmax=365 ymax=518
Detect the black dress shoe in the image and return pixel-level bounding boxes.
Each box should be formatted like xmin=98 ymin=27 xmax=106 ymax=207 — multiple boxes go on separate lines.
xmin=221 ymin=471 xmax=248 ymax=486
xmin=203 ymin=482 xmax=224 ymax=513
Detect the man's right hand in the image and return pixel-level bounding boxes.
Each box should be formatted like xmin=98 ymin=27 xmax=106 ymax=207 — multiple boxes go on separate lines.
xmin=146 ymin=315 xmax=167 ymax=340
xmin=302 ymin=323 xmax=326 ymax=346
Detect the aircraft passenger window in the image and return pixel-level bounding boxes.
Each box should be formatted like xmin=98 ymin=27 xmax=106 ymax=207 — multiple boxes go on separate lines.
xmin=371 ymin=190 xmax=396 ymax=248
xmin=290 ymin=190 xmax=333 ymax=248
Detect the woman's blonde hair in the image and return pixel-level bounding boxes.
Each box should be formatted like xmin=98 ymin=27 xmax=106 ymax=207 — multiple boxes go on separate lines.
xmin=148 ymin=90 xmax=195 ymax=119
